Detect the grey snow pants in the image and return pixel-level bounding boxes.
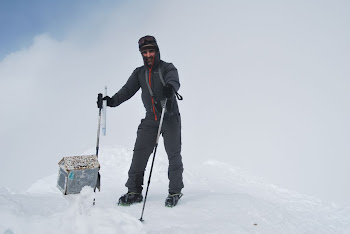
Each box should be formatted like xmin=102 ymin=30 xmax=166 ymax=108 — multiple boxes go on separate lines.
xmin=125 ymin=113 xmax=184 ymax=194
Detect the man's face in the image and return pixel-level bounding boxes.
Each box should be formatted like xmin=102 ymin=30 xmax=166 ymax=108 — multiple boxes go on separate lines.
xmin=142 ymin=49 xmax=156 ymax=67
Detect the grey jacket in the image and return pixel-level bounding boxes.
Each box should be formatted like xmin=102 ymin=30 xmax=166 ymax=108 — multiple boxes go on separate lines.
xmin=109 ymin=56 xmax=180 ymax=119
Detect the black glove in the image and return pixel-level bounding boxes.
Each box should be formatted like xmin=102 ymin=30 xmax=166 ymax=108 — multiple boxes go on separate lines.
xmin=163 ymin=84 xmax=174 ymax=99
xmin=97 ymin=94 xmax=113 ymax=108
xmin=103 ymin=95 xmax=113 ymax=106
xmin=97 ymin=93 xmax=103 ymax=109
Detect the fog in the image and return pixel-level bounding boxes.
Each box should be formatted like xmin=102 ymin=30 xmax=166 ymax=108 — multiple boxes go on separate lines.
xmin=1 ymin=0 xmax=349 ymax=205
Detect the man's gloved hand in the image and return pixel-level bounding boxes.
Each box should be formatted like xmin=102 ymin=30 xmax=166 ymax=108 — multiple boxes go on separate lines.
xmin=163 ymin=84 xmax=174 ymax=99
xmin=97 ymin=94 xmax=113 ymax=108
xmin=103 ymin=96 xmax=112 ymax=106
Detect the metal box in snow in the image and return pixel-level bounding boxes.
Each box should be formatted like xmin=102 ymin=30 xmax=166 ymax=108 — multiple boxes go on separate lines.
xmin=57 ymin=155 xmax=100 ymax=195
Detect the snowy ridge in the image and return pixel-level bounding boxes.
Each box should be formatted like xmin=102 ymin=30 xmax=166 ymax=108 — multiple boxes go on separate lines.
xmin=1 ymin=146 xmax=349 ymax=233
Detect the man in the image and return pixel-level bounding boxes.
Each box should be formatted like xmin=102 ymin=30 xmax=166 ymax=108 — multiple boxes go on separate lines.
xmin=97 ymin=35 xmax=184 ymax=207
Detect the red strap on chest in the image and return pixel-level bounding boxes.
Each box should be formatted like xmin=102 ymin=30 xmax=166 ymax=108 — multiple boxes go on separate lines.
xmin=148 ymin=68 xmax=158 ymax=121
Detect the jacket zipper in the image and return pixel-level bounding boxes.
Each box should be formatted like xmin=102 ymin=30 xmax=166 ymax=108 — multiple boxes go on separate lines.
xmin=148 ymin=56 xmax=157 ymax=121
xmin=148 ymin=68 xmax=158 ymax=121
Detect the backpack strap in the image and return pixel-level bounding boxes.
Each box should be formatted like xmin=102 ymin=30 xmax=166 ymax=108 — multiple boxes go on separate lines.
xmin=158 ymin=67 xmax=165 ymax=86
xmin=145 ymin=69 xmax=154 ymax=98
xmin=144 ymin=67 xmax=166 ymax=99
xmin=157 ymin=66 xmax=183 ymax=100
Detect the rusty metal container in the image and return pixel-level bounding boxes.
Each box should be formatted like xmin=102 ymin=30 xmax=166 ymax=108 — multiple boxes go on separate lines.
xmin=57 ymin=155 xmax=100 ymax=195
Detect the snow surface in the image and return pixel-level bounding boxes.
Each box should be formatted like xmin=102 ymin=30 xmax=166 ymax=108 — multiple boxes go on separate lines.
xmin=1 ymin=146 xmax=350 ymax=234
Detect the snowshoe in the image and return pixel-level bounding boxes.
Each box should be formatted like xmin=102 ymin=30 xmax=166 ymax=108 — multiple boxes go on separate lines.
xmin=165 ymin=193 xmax=183 ymax=207
xmin=118 ymin=192 xmax=143 ymax=206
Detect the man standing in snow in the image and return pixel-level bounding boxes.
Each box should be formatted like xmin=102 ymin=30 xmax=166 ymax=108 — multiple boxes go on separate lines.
xmin=97 ymin=35 xmax=184 ymax=207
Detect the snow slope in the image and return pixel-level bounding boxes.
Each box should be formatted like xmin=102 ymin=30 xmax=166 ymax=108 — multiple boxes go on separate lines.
xmin=1 ymin=146 xmax=349 ymax=234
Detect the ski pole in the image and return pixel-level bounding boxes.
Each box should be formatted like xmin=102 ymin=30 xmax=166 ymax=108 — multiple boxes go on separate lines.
xmin=139 ymin=99 xmax=167 ymax=222
xmin=93 ymin=93 xmax=103 ymax=205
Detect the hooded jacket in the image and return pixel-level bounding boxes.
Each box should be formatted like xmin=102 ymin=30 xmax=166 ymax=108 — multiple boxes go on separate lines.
xmin=108 ymin=51 xmax=180 ymax=120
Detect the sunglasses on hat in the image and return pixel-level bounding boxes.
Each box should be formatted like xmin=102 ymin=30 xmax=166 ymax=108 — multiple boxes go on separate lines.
xmin=138 ymin=36 xmax=157 ymax=47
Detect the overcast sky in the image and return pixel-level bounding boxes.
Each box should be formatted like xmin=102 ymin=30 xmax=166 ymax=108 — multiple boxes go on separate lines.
xmin=1 ymin=0 xmax=349 ymax=206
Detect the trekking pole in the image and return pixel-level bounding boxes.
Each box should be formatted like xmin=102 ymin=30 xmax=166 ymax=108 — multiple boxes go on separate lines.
xmin=139 ymin=99 xmax=168 ymax=222
xmin=93 ymin=93 xmax=103 ymax=205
